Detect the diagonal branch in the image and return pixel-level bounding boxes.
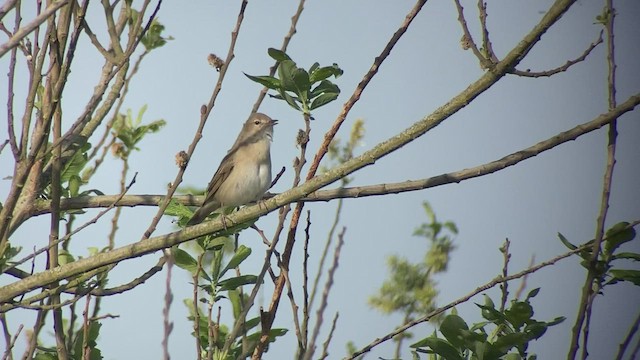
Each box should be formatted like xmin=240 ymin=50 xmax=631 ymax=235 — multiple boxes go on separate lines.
xmin=0 ymin=0 xmax=70 ymax=57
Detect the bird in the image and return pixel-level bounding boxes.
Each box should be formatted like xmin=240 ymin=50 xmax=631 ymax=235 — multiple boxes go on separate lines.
xmin=187 ymin=112 xmax=278 ymax=226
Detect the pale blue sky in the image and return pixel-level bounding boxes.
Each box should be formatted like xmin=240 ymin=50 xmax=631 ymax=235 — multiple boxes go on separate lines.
xmin=1 ymin=0 xmax=639 ymax=359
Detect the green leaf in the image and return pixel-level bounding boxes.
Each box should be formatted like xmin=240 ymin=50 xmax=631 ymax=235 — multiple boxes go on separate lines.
xmin=292 ymin=68 xmax=310 ymax=103
xmin=172 ymin=248 xmax=209 ymax=280
xmin=310 ymin=80 xmax=340 ymax=98
xmin=411 ymin=337 xmax=463 ymax=360
xmin=218 ymin=275 xmax=258 ymax=291
xmin=525 ymin=288 xmax=540 ymax=301
xmin=439 ymin=314 xmax=469 ymax=349
xmin=220 ymin=245 xmax=252 ymax=277
xmin=557 ymin=232 xmax=576 ymax=250
xmin=612 ymin=252 xmax=640 ymax=262
xmin=278 ymin=89 xmax=301 ymax=111
xmin=608 ymin=269 xmax=640 ymax=286
xmin=309 ymin=63 xmax=343 ymax=83
xmin=505 ymin=301 xmax=534 ymax=329
xmin=493 ymin=332 xmax=528 ymax=353
xmin=278 ymin=60 xmax=298 ymax=92
xmin=605 ymin=222 xmax=636 ymax=255
xmin=68 ymin=175 xmax=82 ymax=197
xmin=244 ymin=73 xmax=282 ymax=90
xmin=310 ymin=92 xmax=339 ymax=110
xmin=267 ymin=48 xmax=291 ymax=61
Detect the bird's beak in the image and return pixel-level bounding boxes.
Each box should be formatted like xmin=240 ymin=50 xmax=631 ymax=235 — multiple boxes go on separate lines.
xmin=271 ymin=119 xmax=279 ymax=126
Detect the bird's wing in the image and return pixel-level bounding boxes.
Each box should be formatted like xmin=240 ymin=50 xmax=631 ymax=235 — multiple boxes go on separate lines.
xmin=202 ymin=152 xmax=234 ymax=205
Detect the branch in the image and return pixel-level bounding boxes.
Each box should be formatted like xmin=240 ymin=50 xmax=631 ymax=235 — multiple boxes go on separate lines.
xmin=28 ymin=92 xmax=640 ymax=216
xmin=0 ymin=0 xmax=70 ymax=57
xmin=510 ymin=31 xmax=604 ymax=77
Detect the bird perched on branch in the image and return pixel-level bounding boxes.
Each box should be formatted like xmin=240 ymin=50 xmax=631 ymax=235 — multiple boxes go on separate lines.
xmin=187 ymin=112 xmax=278 ymax=226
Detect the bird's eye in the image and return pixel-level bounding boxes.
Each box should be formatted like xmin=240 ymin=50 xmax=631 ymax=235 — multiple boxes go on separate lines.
xmin=254 ymin=120 xmax=260 ymax=125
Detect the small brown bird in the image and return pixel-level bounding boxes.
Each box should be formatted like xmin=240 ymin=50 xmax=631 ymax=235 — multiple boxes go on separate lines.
xmin=187 ymin=113 xmax=277 ymax=225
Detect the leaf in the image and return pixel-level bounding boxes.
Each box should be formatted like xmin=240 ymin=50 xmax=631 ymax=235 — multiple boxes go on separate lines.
xmin=278 ymin=89 xmax=301 ymax=111
xmin=612 ymin=252 xmax=640 ymax=262
xmin=310 ymin=80 xmax=340 ymax=98
xmin=218 ymin=275 xmax=258 ymax=291
xmin=309 ymin=63 xmax=343 ymax=83
xmin=505 ymin=301 xmax=534 ymax=329
xmin=439 ymin=314 xmax=469 ymax=349
xmin=267 ymin=48 xmax=291 ymax=61
xmin=608 ymin=269 xmax=640 ymax=286
xmin=220 ymin=245 xmax=252 ymax=277
xmin=605 ymin=222 xmax=635 ymax=255
xmin=278 ymin=60 xmax=298 ymax=92
xmin=525 ymin=288 xmax=540 ymax=301
xmin=493 ymin=332 xmax=528 ymax=353
xmin=557 ymin=232 xmax=576 ymax=250
xmin=244 ymin=73 xmax=281 ymax=90
xmin=410 ymin=337 xmax=463 ymax=360
xmin=172 ymin=248 xmax=210 ymax=280
xmin=310 ymin=92 xmax=339 ymax=110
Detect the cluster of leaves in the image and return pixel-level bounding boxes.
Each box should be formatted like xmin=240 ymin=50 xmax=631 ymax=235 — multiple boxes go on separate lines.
xmin=245 ymin=48 xmax=343 ymax=116
xmin=559 ymin=221 xmax=639 ymax=288
xmin=33 ymin=321 xmax=103 ymax=360
xmin=129 ymin=10 xmax=174 ymax=51
xmin=111 ymin=105 xmax=166 ymax=160
xmin=172 ymin=236 xmax=287 ymax=359
xmin=369 ymin=202 xmax=457 ymax=317
xmin=411 ymin=289 xmax=565 ymax=360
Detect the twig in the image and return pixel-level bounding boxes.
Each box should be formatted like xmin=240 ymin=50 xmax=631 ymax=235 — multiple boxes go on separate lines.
xmin=568 ymin=2 xmax=618 ymax=359
xmin=452 ymin=0 xmax=492 ymax=68
xmin=510 ymin=31 xmax=603 ymax=77
xmin=4 ymin=174 xmax=138 ymax=273
xmin=301 ymin=210 xmax=311 ymax=351
xmin=1 ymin=320 xmax=21 ymax=360
xmin=306 ymin=0 xmax=428 ymax=180
xmin=615 ymin=311 xmax=640 ymax=360
xmin=249 ymin=0 xmax=306 ymax=114
xmin=303 ymin=227 xmax=346 ymax=360
xmin=319 ymin=312 xmax=339 ymax=360
xmin=162 ymin=256 xmax=174 ymax=360
xmin=498 ymin=239 xmax=510 ymax=312
xmin=0 ymin=0 xmax=70 ymax=57
xmin=282 ymin=268 xmax=305 ymax=356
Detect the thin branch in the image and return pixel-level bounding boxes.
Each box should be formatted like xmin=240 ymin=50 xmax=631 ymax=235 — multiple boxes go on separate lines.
xmin=510 ymin=31 xmax=603 ymax=77
xmin=615 ymin=311 xmax=640 ymax=360
xmin=1 ymin=322 xmax=21 ymax=360
xmin=568 ymin=2 xmax=618 ymax=358
xmin=249 ymin=0 xmax=306 ymax=114
xmin=0 ymin=0 xmax=70 ymax=57
xmin=282 ymin=268 xmax=304 ymax=356
xmin=499 ymin=239 xmax=510 ymax=312
xmin=318 ymin=312 xmax=339 ymax=360
xmin=306 ymin=0 xmax=428 ymax=181
xmin=452 ymin=0 xmax=492 ymax=68
xmin=303 ymin=227 xmax=346 ymax=360
xmin=162 ymin=257 xmax=173 ymax=360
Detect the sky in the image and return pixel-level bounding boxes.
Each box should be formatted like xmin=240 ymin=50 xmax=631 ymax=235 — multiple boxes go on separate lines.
xmin=1 ymin=0 xmax=639 ymax=359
